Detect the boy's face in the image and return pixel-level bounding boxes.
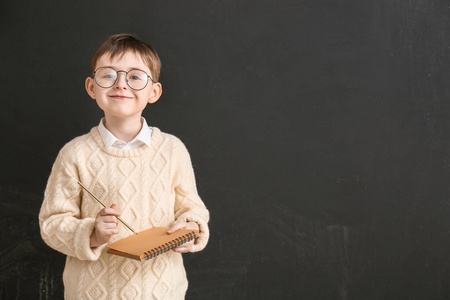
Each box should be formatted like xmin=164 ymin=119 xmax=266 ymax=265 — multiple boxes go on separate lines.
xmin=85 ymin=51 xmax=162 ymax=121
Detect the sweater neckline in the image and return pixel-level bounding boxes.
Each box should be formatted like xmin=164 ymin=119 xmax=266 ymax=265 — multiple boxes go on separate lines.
xmin=90 ymin=126 xmax=162 ymax=157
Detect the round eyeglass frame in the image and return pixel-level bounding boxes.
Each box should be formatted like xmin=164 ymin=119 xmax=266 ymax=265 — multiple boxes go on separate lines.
xmin=93 ymin=67 xmax=156 ymax=91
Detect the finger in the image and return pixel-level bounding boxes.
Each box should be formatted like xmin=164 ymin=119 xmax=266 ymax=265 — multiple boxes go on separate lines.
xmin=98 ymin=228 xmax=119 ymax=237
xmin=172 ymin=246 xmax=188 ymax=253
xmin=167 ymin=221 xmax=187 ymax=234
xmin=110 ymin=204 xmax=120 ymax=214
xmin=103 ymin=215 xmax=119 ymax=223
xmin=172 ymin=239 xmax=194 ymax=252
xmin=105 ymin=229 xmax=119 ymax=236
xmin=106 ymin=226 xmax=119 ymax=234
xmin=172 ymin=244 xmax=192 ymax=253
xmin=99 ymin=221 xmax=120 ymax=231
xmin=99 ymin=207 xmax=121 ymax=216
xmin=96 ymin=214 xmax=118 ymax=224
xmin=185 ymin=221 xmax=199 ymax=231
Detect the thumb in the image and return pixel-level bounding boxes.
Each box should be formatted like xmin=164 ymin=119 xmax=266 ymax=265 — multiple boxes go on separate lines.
xmin=108 ymin=203 xmax=121 ymax=216
xmin=167 ymin=221 xmax=184 ymax=234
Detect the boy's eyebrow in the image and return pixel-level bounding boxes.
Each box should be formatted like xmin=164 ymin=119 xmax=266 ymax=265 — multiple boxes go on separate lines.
xmin=98 ymin=65 xmax=149 ymax=72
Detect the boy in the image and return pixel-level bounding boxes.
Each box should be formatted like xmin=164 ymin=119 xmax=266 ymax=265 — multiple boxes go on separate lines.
xmin=39 ymin=34 xmax=209 ymax=300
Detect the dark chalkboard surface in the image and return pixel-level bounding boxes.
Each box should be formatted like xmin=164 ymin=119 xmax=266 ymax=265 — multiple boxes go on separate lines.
xmin=2 ymin=0 xmax=450 ymax=299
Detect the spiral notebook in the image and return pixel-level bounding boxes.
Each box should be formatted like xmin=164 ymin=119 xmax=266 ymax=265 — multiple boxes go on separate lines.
xmin=107 ymin=227 xmax=199 ymax=261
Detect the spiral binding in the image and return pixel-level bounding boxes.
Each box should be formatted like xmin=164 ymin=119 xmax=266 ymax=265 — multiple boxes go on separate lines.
xmin=144 ymin=231 xmax=198 ymax=260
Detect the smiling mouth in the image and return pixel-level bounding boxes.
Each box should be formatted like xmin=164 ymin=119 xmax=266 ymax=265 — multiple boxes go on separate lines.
xmin=109 ymin=95 xmax=132 ymax=100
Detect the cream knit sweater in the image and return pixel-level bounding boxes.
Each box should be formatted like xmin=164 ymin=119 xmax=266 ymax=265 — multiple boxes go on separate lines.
xmin=39 ymin=127 xmax=209 ymax=300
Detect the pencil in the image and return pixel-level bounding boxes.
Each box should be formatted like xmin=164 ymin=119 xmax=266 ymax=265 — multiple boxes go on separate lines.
xmin=77 ymin=181 xmax=138 ymax=235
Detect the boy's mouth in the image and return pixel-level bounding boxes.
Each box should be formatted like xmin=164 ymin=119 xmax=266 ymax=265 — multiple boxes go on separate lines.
xmin=109 ymin=95 xmax=133 ymax=100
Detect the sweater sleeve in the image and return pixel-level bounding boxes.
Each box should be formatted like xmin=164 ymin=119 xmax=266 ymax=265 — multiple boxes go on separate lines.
xmin=39 ymin=145 xmax=106 ymax=261
xmin=171 ymin=138 xmax=210 ymax=253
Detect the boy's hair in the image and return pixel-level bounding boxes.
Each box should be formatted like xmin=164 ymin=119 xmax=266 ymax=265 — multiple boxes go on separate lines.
xmin=89 ymin=33 xmax=161 ymax=82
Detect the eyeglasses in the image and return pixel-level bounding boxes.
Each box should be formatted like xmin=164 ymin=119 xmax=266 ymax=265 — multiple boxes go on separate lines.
xmin=93 ymin=67 xmax=155 ymax=91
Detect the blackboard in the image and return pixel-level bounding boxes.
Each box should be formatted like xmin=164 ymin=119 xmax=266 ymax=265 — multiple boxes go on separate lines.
xmin=2 ymin=0 xmax=450 ymax=299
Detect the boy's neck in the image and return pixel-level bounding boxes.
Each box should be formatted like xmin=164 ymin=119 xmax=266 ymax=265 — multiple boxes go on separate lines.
xmin=103 ymin=115 xmax=143 ymax=143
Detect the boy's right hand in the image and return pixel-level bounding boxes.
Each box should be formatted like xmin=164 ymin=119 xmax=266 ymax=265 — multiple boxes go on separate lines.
xmin=90 ymin=204 xmax=121 ymax=248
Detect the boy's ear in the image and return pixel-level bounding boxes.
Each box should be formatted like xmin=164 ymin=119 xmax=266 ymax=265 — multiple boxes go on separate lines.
xmin=148 ymin=82 xmax=162 ymax=104
xmin=85 ymin=77 xmax=96 ymax=99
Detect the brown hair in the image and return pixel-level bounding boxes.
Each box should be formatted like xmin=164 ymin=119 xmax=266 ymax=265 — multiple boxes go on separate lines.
xmin=89 ymin=33 xmax=161 ymax=81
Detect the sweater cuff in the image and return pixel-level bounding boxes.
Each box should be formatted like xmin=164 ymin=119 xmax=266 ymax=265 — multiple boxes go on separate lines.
xmin=177 ymin=213 xmax=209 ymax=252
xmin=74 ymin=218 xmax=107 ymax=260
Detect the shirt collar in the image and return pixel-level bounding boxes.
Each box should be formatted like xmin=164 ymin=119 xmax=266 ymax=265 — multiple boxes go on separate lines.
xmin=98 ymin=117 xmax=152 ymax=150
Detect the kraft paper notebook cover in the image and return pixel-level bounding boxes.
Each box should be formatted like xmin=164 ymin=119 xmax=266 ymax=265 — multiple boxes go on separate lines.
xmin=107 ymin=227 xmax=199 ymax=261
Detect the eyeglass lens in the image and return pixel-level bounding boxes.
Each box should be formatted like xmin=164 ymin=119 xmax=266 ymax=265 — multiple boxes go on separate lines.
xmin=94 ymin=67 xmax=149 ymax=90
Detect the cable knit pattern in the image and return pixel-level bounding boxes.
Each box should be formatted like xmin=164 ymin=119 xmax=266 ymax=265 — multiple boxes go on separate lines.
xmin=39 ymin=127 xmax=209 ymax=300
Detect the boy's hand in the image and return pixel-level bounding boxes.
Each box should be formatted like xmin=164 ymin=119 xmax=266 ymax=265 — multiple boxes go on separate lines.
xmin=167 ymin=221 xmax=199 ymax=253
xmin=90 ymin=204 xmax=120 ymax=248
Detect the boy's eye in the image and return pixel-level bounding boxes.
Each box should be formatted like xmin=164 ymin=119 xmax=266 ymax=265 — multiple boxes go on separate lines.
xmin=129 ymin=74 xmax=144 ymax=81
xmin=96 ymin=68 xmax=117 ymax=79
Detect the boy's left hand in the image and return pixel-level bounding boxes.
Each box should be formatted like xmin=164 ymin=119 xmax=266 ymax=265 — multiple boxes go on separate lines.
xmin=167 ymin=221 xmax=199 ymax=253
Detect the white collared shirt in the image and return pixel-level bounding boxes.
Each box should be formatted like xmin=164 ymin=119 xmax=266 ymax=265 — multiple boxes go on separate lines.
xmin=98 ymin=117 xmax=152 ymax=150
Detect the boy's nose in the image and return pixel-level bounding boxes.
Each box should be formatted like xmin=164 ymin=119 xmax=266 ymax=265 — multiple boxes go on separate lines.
xmin=114 ymin=72 xmax=128 ymax=89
